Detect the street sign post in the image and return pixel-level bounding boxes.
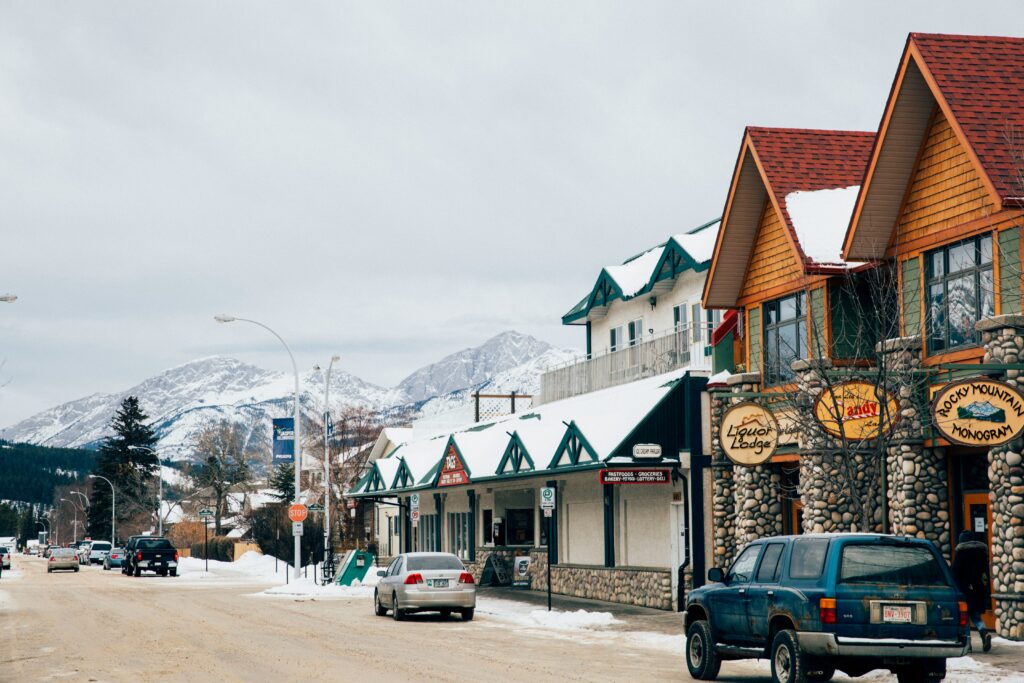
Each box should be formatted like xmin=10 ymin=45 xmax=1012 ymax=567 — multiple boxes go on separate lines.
xmin=198 ymin=508 xmax=215 ymax=518
xmin=288 ymin=504 xmax=308 ymax=523
xmin=308 ymin=504 xmax=325 ymax=513
xmin=540 ymin=486 xmax=556 ymax=610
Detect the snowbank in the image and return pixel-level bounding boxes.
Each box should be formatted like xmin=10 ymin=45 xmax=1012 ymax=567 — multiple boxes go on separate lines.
xmin=254 ymin=577 xmax=374 ymax=600
xmin=476 ymin=598 xmax=620 ymax=631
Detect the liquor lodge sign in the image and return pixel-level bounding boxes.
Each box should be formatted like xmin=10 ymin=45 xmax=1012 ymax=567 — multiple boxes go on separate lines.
xmin=931 ymin=378 xmax=1024 ymax=446
xmin=813 ymin=380 xmax=899 ymax=440
xmin=720 ymin=402 xmax=778 ymax=466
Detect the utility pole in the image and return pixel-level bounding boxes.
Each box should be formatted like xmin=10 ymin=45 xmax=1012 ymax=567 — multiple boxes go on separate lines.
xmin=316 ymin=355 xmax=340 ymax=583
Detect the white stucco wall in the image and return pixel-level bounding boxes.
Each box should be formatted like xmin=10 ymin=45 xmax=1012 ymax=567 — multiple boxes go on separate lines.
xmin=561 ymin=476 xmax=604 ymax=566
xmin=588 ymin=269 xmax=709 ymax=355
xmin=617 ymin=483 xmax=672 ymax=568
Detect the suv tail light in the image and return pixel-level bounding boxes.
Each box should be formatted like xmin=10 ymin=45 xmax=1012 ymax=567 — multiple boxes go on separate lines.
xmin=819 ymin=598 xmax=837 ymax=625
xmin=136 ymin=551 xmax=143 ymax=561
xmin=49 ymin=556 xmax=55 ymax=562
xmin=404 ymin=572 xmax=424 ymax=585
xmin=459 ymin=572 xmax=474 ymax=584
xmin=174 ymin=551 xmax=179 ymax=562
xmin=958 ymin=601 xmax=968 ymax=627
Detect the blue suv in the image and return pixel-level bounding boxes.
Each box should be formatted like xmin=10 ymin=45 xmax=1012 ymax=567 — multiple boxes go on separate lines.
xmin=684 ymin=534 xmax=969 ymax=683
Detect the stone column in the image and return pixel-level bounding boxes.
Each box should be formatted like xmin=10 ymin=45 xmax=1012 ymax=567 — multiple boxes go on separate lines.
xmin=879 ymin=336 xmax=951 ymax=558
xmin=708 ymin=383 xmax=737 ymax=568
xmin=979 ymin=315 xmax=1024 ymax=639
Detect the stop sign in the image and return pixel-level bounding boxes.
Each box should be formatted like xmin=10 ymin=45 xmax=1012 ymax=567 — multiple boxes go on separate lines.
xmin=288 ymin=504 xmax=308 ymax=523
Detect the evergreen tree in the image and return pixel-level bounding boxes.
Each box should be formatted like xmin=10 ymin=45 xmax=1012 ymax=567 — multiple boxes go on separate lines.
xmin=88 ymin=396 xmax=158 ymax=542
xmin=17 ymin=505 xmax=35 ymax=547
xmin=269 ymin=463 xmax=295 ymax=504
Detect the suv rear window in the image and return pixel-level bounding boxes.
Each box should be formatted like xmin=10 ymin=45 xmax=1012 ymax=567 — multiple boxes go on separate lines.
xmin=406 ymin=555 xmax=464 ymax=571
xmin=840 ymin=544 xmax=948 ymax=586
xmin=790 ymin=538 xmax=829 ymax=579
xmin=91 ymin=542 xmax=111 ymax=551
xmin=136 ymin=539 xmax=174 ymax=550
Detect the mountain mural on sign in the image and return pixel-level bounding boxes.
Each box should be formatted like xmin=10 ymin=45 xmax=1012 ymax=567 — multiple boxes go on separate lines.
xmin=1 ymin=331 xmax=580 ymax=454
xmin=957 ymin=401 xmax=1006 ymax=423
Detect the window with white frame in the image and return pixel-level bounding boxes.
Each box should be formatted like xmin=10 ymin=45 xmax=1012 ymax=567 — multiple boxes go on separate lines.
xmin=673 ymin=303 xmax=688 ymax=333
xmin=627 ymin=319 xmax=643 ymax=346
xmin=610 ymin=325 xmax=623 ymax=352
xmin=448 ymin=512 xmax=470 ymax=560
xmin=691 ymin=303 xmax=703 ymax=343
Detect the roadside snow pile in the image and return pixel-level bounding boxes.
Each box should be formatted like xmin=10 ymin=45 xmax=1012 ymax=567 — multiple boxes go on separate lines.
xmin=476 ymin=598 xmax=620 ymax=631
xmin=254 ymin=577 xmax=374 ymax=600
xmin=176 ymin=552 xmax=288 ymax=582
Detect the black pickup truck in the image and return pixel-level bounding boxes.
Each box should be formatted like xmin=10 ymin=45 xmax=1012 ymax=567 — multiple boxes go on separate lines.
xmin=123 ymin=536 xmax=179 ymax=577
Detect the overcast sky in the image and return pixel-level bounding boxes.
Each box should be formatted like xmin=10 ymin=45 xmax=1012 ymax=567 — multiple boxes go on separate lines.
xmin=1 ymin=1 xmax=1021 ymax=426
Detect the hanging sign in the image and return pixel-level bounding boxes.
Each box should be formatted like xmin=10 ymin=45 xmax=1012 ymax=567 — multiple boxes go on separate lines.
xmin=632 ymin=444 xmax=663 ymax=460
xmin=720 ymin=402 xmax=778 ymax=465
xmin=437 ymin=444 xmax=470 ymax=487
xmin=599 ymin=468 xmax=670 ymax=484
xmin=272 ymin=418 xmax=295 ymax=463
xmin=931 ymin=378 xmax=1024 ymax=446
xmin=813 ymin=381 xmax=899 ymax=440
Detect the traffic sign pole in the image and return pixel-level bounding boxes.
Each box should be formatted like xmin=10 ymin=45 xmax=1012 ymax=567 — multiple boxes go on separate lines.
xmin=540 ymin=486 xmax=556 ymax=611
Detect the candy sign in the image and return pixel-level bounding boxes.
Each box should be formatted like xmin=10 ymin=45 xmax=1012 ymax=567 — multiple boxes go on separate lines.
xmin=813 ymin=380 xmax=899 ymax=441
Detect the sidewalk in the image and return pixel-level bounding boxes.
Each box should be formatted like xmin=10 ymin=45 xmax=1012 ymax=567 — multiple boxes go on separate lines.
xmin=476 ymin=586 xmax=682 ymax=635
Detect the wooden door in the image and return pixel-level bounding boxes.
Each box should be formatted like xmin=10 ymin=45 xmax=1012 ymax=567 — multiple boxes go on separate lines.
xmin=962 ymin=492 xmax=995 ymax=629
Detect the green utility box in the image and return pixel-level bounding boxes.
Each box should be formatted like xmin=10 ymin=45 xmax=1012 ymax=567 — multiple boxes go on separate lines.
xmin=336 ymin=550 xmax=375 ymax=586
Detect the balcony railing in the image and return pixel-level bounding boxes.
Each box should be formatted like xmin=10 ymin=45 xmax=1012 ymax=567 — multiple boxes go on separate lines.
xmin=538 ymin=324 xmax=715 ymax=405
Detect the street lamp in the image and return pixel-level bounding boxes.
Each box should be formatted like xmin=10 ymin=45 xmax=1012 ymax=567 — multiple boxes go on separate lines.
xmin=88 ymin=474 xmax=116 ymax=546
xmin=215 ymin=314 xmax=302 ymax=579
xmin=314 ymin=355 xmax=340 ymax=572
xmin=0 ymin=294 xmax=17 ymax=303
xmin=128 ymin=444 xmax=185 ymax=536
xmin=60 ymin=498 xmax=82 ymax=543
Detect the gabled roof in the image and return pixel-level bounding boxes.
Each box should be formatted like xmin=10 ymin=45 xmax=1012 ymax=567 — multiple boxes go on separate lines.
xmin=563 ymin=219 xmax=721 ymax=324
xmin=844 ymin=33 xmax=1024 ymax=260
xmin=703 ymin=127 xmax=874 ymax=309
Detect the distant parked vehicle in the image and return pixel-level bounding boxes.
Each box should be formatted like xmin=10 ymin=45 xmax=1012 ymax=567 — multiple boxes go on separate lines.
xmin=0 ymin=546 xmax=10 ymax=570
xmin=76 ymin=542 xmax=93 ymax=565
xmin=88 ymin=541 xmax=112 ymax=564
xmin=374 ymin=552 xmax=476 ymax=621
xmin=683 ymin=534 xmax=968 ymax=683
xmin=123 ymin=537 xmax=178 ymax=577
xmin=103 ymin=547 xmax=125 ymax=570
xmin=47 ymin=548 xmax=79 ymax=573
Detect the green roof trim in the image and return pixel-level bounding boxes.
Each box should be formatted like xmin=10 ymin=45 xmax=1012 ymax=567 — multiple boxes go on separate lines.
xmin=548 ymin=421 xmax=599 ymax=469
xmin=561 ymin=218 xmax=720 ymax=326
xmin=392 ymin=458 xmax=416 ymax=490
xmin=365 ymin=464 xmax=389 ymax=493
xmin=496 ymin=431 xmax=535 ymax=475
xmin=431 ymin=437 xmax=473 ymax=486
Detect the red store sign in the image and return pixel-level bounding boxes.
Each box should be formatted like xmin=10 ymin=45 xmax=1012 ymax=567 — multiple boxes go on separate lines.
xmin=599 ymin=468 xmax=670 ymax=485
xmin=438 ymin=444 xmax=470 ymax=487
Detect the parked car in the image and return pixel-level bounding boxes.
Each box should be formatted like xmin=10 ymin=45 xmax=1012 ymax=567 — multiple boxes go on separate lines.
xmin=103 ymin=547 xmax=126 ymax=570
xmin=123 ymin=537 xmax=178 ymax=577
xmin=684 ymin=534 xmax=968 ymax=683
xmin=76 ymin=542 xmax=93 ymax=565
xmin=47 ymin=548 xmax=79 ymax=573
xmin=0 ymin=546 xmax=10 ymax=570
xmin=88 ymin=541 xmax=112 ymax=564
xmin=374 ymin=552 xmax=475 ymax=621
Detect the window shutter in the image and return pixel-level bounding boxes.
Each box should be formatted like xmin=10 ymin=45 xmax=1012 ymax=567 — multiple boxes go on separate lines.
xmin=748 ymin=308 xmax=761 ymax=373
xmin=1000 ymin=228 xmax=1021 ymax=315
xmin=901 ymin=257 xmax=921 ymax=336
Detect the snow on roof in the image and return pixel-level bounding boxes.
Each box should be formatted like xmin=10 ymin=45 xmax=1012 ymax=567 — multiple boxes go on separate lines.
xmin=672 ymin=219 xmax=721 ymax=264
xmin=784 ymin=185 xmax=861 ymax=265
xmin=603 ymin=246 xmax=665 ymax=298
xmin=706 ymin=370 xmax=733 ymax=386
xmin=375 ymin=457 xmax=401 ymax=486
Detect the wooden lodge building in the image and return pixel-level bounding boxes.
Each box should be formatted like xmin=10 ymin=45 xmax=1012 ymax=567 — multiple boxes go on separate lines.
xmin=704 ymin=33 xmax=1024 ymax=639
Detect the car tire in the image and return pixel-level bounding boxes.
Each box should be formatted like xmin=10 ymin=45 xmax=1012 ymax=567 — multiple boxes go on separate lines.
xmin=374 ymin=591 xmax=387 ymax=616
xmin=392 ymin=594 xmax=404 ymax=621
xmin=133 ymin=566 xmax=141 ymax=577
xmin=169 ymin=569 xmax=176 ymax=577
xmin=74 ymin=566 xmax=79 ymax=572
xmin=770 ymin=629 xmax=807 ymax=683
xmin=440 ymin=609 xmax=452 ymax=619
xmin=47 ymin=568 xmax=52 ymax=573
xmin=685 ymin=620 xmax=721 ymax=681
xmin=461 ymin=608 xmax=474 ymax=622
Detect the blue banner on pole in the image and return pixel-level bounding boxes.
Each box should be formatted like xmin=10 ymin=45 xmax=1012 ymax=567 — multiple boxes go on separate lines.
xmin=273 ymin=418 xmax=295 ymax=462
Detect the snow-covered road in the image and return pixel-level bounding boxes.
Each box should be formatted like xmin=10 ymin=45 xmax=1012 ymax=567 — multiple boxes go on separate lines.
xmin=1 ymin=554 xmax=1021 ymax=682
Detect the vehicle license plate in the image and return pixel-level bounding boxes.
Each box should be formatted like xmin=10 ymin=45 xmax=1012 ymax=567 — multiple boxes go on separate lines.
xmin=883 ymin=605 xmax=912 ymax=623
xmin=431 ymin=579 xmax=449 ymax=588
xmin=155 ymin=554 xmax=162 ymax=559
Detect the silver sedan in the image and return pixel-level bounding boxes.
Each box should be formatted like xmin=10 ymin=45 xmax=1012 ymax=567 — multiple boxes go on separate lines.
xmin=374 ymin=552 xmax=476 ymax=621
xmin=48 ymin=548 xmax=80 ymax=573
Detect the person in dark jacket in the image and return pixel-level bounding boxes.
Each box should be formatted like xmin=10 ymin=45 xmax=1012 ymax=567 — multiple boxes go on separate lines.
xmin=952 ymin=531 xmax=992 ymax=652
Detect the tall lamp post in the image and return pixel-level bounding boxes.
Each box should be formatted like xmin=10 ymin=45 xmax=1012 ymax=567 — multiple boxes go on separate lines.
xmin=128 ymin=444 xmax=185 ymax=536
xmin=314 ymin=355 xmax=340 ymax=571
xmin=60 ymin=498 xmax=81 ymax=543
xmin=88 ymin=474 xmax=116 ymax=546
xmin=215 ymin=314 xmax=302 ymax=579
xmin=0 ymin=294 xmax=17 ymax=303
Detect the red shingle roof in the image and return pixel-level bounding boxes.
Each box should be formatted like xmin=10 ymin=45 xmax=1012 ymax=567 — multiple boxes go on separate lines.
xmin=911 ymin=33 xmax=1024 ymax=203
xmin=746 ymin=127 xmax=875 ymax=263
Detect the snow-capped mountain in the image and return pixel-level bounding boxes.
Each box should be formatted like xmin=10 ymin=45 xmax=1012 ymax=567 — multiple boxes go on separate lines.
xmin=2 ymin=332 xmax=579 ymax=454
xmin=397 ymin=331 xmax=555 ymax=402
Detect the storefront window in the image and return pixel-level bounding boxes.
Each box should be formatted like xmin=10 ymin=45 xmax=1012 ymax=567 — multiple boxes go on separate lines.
xmin=483 ymin=509 xmax=493 ymax=545
xmin=763 ymin=292 xmax=807 ymax=385
xmin=926 ymin=235 xmax=994 ymax=354
xmin=448 ymin=512 xmax=470 ymax=560
xmin=505 ymin=508 xmax=534 ymax=546
xmin=416 ymin=514 xmax=438 ymax=552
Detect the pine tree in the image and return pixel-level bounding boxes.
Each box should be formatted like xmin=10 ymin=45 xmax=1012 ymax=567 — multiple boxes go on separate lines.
xmin=87 ymin=396 xmax=158 ymax=542
xmin=269 ymin=463 xmax=295 ymax=504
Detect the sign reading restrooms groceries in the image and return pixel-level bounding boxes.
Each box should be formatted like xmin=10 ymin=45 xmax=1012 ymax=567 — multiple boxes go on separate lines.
xmin=437 ymin=444 xmax=470 ymax=487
